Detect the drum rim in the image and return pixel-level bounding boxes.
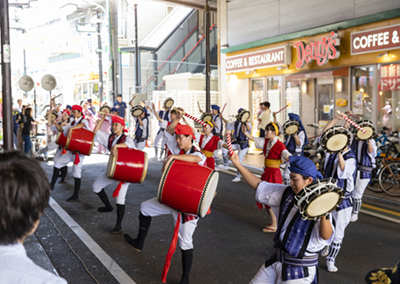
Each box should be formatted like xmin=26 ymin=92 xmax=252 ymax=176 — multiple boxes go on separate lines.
xmin=197 ymin=170 xmax=218 ymax=218
xmin=100 ymin=105 xmax=111 ymax=113
xmin=157 ymin=159 xmax=175 ymax=204
xmin=201 ymin=113 xmax=213 ymax=122
xmin=163 ymin=97 xmax=174 ymax=108
xmin=107 ymin=153 xmax=117 ymax=179
xmin=302 ymin=189 xmax=343 ymax=220
xmin=55 ymin=131 xmax=62 ymax=145
xmin=237 ymin=110 xmax=250 ymax=122
xmin=139 ymin=152 xmax=148 ymax=183
xmin=131 ymin=106 xmax=144 ymax=117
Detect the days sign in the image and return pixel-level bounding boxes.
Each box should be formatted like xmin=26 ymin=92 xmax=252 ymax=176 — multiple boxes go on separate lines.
xmin=225 ymin=46 xmax=290 ymax=73
xmin=294 ymin=31 xmax=340 ymax=69
xmin=351 ymin=24 xmax=400 ymax=55
xmin=380 ymin=64 xmax=400 ymax=91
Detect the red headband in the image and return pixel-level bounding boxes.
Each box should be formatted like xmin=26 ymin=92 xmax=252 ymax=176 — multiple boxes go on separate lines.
xmin=72 ymin=105 xmax=82 ymax=112
xmin=111 ymin=115 xmax=125 ymax=126
xmin=62 ymin=109 xmax=71 ymax=116
xmin=175 ymin=124 xmax=195 ymax=139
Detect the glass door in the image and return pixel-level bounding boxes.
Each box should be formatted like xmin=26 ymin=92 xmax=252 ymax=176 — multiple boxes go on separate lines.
xmin=317 ymin=78 xmax=334 ymax=130
xmin=251 ymin=79 xmax=264 ymax=138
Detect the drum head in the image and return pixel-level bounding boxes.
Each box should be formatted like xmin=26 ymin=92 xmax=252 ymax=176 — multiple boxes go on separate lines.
xmin=100 ymin=106 xmax=111 ymax=114
xmin=201 ymin=113 xmax=213 ymax=122
xmin=357 ymin=127 xmax=373 ymax=140
xmin=131 ymin=106 xmax=144 ymax=117
xmin=305 ymin=191 xmax=341 ymax=219
xmin=326 ymin=134 xmax=349 ymax=152
xmin=164 ymin=97 xmax=174 ymax=108
xmin=285 ymin=125 xmax=299 ymax=135
xmin=238 ymin=110 xmax=250 ymax=123
xmin=198 ymin=171 xmax=219 ymax=218
xmin=107 ymin=154 xmax=117 ymax=179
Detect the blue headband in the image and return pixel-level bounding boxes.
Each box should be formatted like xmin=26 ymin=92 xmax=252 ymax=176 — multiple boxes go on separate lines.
xmin=111 ymin=107 xmax=118 ymax=112
xmin=238 ymin=108 xmax=243 ymax=113
xmin=211 ymin=105 xmax=220 ymax=111
xmin=288 ymin=156 xmax=323 ymax=181
xmin=288 ymin=113 xmax=308 ymax=146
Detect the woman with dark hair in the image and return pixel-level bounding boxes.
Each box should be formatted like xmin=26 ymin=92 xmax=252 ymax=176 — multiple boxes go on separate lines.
xmin=21 ymin=107 xmax=38 ymax=155
xmin=0 ymin=151 xmax=67 ymax=283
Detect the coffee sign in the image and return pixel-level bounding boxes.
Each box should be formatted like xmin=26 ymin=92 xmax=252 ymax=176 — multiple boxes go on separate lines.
xmin=294 ymin=31 xmax=340 ymax=69
xmin=225 ymin=46 xmax=290 ymax=73
xmin=351 ymin=24 xmax=400 ymax=55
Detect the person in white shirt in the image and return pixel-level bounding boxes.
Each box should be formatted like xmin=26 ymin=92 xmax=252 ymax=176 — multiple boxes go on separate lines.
xmin=93 ymin=114 xmax=135 ymax=233
xmin=50 ymin=105 xmax=90 ymax=201
xmin=230 ymin=152 xmax=333 ymax=284
xmin=0 ymin=151 xmax=67 ymax=284
xmin=124 ymin=111 xmax=206 ymax=284
xmin=258 ymin=102 xmax=271 ymax=138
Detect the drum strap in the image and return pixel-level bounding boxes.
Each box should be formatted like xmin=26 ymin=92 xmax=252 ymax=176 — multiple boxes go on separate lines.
xmin=71 ymin=117 xmax=83 ymax=126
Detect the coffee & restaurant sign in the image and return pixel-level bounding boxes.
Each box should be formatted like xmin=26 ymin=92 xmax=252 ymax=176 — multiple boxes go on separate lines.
xmin=225 ymin=46 xmax=291 ymax=72
xmin=351 ymin=24 xmax=400 ymax=55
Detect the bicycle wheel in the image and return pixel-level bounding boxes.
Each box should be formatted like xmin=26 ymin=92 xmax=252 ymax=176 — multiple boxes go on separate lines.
xmin=367 ymin=157 xmax=383 ymax=193
xmin=386 ymin=145 xmax=399 ymax=158
xmin=378 ymin=162 xmax=400 ymax=197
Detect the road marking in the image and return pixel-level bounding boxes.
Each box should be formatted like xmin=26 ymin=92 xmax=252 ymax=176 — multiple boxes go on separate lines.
xmin=360 ymin=209 xmax=400 ymax=224
xmin=49 ymin=197 xmax=136 ymax=284
xmin=362 ymin=203 xmax=400 ymax=217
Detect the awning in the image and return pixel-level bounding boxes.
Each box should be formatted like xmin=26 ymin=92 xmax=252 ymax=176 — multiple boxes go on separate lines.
xmin=285 ymin=67 xmax=349 ymax=80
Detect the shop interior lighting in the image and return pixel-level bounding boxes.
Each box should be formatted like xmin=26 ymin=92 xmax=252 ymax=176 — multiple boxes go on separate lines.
xmin=301 ymin=81 xmax=308 ymax=95
xmin=377 ymin=51 xmax=389 ymax=58
xmin=277 ymin=65 xmax=289 ymax=70
xmin=360 ymin=88 xmax=364 ymax=93
xmin=336 ymin=78 xmax=343 ymax=93
xmin=245 ymin=69 xmax=256 ymax=74
xmin=379 ymin=91 xmax=383 ymax=96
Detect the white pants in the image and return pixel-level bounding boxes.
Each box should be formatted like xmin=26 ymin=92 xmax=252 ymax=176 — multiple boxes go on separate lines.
xmin=250 ymin=263 xmax=316 ymax=284
xmin=331 ymin=206 xmax=352 ymax=243
xmin=140 ymin=198 xmax=198 ymax=250
xmin=353 ymin=171 xmax=370 ymax=199
xmin=93 ymin=172 xmax=130 ymax=205
xmin=134 ymin=140 xmax=146 ymax=151
xmin=222 ymin=144 xmax=249 ymax=177
xmin=54 ymin=152 xmax=85 ymax=178
xmin=154 ymin=130 xmax=166 ymax=151
xmin=47 ymin=140 xmax=58 ymax=151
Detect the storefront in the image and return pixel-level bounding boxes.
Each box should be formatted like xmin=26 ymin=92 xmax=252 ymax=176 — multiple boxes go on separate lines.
xmin=222 ymin=17 xmax=400 ymax=137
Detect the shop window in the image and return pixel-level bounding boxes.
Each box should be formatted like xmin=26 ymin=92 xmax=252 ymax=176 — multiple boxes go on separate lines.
xmin=251 ymin=79 xmax=264 ymax=138
xmin=285 ymin=80 xmax=301 ymax=121
xmin=378 ymin=64 xmax=400 ymax=132
xmin=267 ymin=77 xmax=281 ymax=122
xmin=352 ymin=66 xmax=374 ymax=123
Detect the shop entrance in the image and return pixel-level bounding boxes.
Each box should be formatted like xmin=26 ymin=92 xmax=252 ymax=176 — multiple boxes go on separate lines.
xmin=317 ymin=78 xmax=334 ymax=128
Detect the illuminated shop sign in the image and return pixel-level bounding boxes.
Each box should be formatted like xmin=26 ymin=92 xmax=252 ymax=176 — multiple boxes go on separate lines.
xmin=380 ymin=64 xmax=400 ymax=91
xmin=294 ymin=31 xmax=340 ymax=69
xmin=351 ymin=24 xmax=400 ymax=55
xmin=225 ymin=46 xmax=291 ymax=72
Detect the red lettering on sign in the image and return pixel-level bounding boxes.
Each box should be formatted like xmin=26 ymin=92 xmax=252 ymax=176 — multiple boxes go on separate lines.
xmin=294 ymin=31 xmax=340 ymax=69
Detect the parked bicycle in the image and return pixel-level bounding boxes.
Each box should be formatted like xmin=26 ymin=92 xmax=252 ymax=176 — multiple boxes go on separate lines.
xmin=377 ymin=156 xmax=400 ymax=197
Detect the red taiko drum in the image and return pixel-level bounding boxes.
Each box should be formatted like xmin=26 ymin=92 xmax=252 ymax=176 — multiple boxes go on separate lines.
xmin=65 ymin=128 xmax=95 ymax=156
xmin=106 ymin=148 xmax=148 ymax=183
xmin=157 ymin=160 xmax=219 ymax=218
xmin=56 ymin=132 xmax=68 ymax=148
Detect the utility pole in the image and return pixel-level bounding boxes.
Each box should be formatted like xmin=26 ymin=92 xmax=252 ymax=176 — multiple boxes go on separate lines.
xmin=97 ymin=11 xmax=103 ymax=103
xmin=110 ymin=0 xmax=119 ymax=101
xmin=134 ymin=4 xmax=139 ymax=93
xmin=1 ymin=0 xmax=14 ymax=150
xmin=205 ymin=0 xmax=211 ymax=113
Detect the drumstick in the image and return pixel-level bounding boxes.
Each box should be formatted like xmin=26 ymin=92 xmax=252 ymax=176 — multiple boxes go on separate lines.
xmin=173 ymin=107 xmax=207 ymax=127
xmin=220 ymin=103 xmax=227 ymax=114
xmin=276 ymin=104 xmax=288 ymax=114
xmin=226 ymin=132 xmax=234 ymax=157
xmin=129 ymin=96 xmax=136 ymax=106
xmin=337 ymin=111 xmax=366 ymax=133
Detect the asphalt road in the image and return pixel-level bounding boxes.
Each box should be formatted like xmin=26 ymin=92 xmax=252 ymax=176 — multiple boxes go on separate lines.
xmin=37 ymin=152 xmax=400 ymax=284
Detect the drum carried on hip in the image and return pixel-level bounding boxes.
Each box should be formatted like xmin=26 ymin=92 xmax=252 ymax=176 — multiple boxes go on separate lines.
xmin=46 ymin=110 xmax=59 ymax=122
xmin=295 ymin=178 xmax=343 ymax=220
xmin=131 ymin=105 xmax=144 ymax=117
xmin=107 ymin=148 xmax=148 ymax=183
xmin=163 ymin=97 xmax=174 ymax=109
xmin=200 ymin=112 xmax=213 ymax=123
xmin=283 ymin=120 xmax=300 ymax=135
xmin=64 ymin=128 xmax=95 ymax=155
xmin=353 ymin=120 xmax=375 ymax=141
xmin=320 ymin=126 xmax=350 ymax=153
xmin=158 ymin=160 xmax=219 ymax=217
xmin=55 ymin=132 xmax=68 ymax=148
xmin=237 ymin=109 xmax=250 ymax=123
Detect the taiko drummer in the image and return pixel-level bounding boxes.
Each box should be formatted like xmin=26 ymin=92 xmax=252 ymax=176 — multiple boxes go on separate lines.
xmin=92 ymin=114 xmax=135 ymax=233
xmin=50 ymin=105 xmax=90 ymax=201
xmin=230 ymin=153 xmax=333 ymax=284
xmin=320 ymin=113 xmax=357 ymax=273
xmin=124 ymin=109 xmax=206 ymax=284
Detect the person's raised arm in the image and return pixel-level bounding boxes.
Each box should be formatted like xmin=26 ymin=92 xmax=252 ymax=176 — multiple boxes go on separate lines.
xmin=272 ymin=112 xmax=278 ymax=125
xmin=166 ymin=109 xmax=182 ymax=135
xmin=94 ymin=114 xmax=106 ymax=134
xmin=197 ymin=101 xmax=204 ymax=113
xmin=151 ymin=103 xmax=163 ymax=122
xmin=230 ymin=152 xmax=262 ymax=190
xmin=322 ymin=114 xmax=343 ymax=134
xmin=220 ymin=113 xmax=228 ymax=124
xmin=319 ymin=216 xmax=333 ymax=240
xmin=242 ymin=124 xmax=255 ymax=141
